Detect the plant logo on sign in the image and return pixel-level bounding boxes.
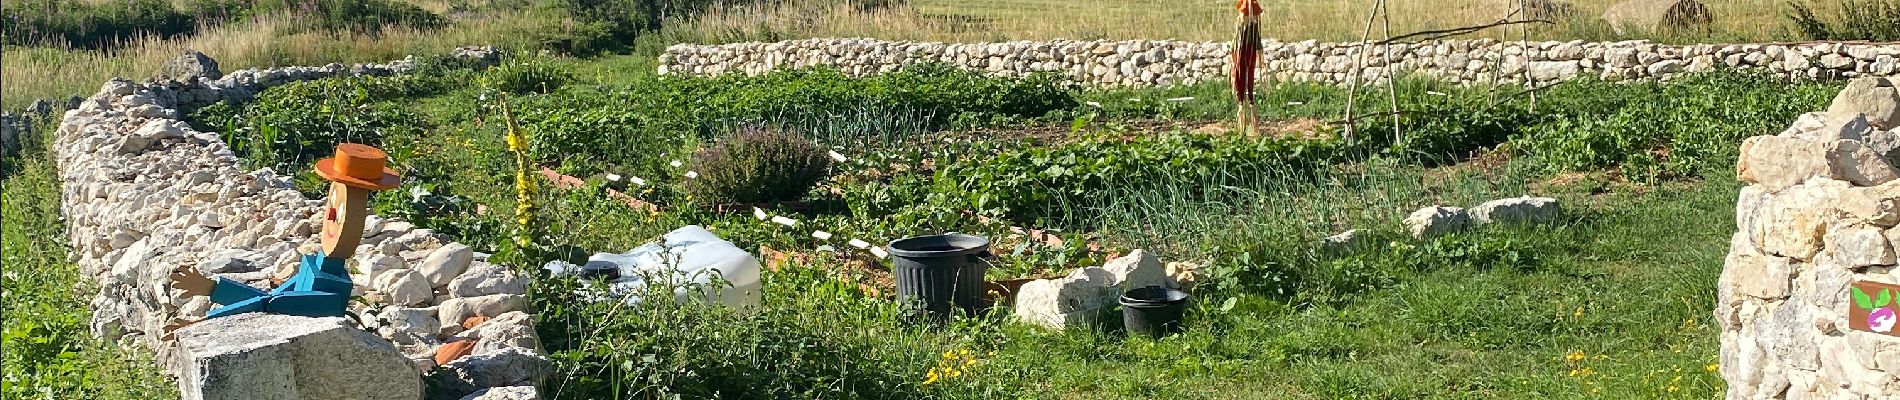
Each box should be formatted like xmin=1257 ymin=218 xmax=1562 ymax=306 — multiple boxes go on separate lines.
xmin=1849 ymin=281 xmax=1900 ymax=335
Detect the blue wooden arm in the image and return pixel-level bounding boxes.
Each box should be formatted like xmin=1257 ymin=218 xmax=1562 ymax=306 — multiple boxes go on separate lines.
xmin=204 ymin=253 xmax=354 ymax=319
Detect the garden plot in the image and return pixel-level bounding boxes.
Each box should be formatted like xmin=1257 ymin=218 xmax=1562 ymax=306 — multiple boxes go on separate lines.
xmin=169 ymin=53 xmax=1851 ymax=398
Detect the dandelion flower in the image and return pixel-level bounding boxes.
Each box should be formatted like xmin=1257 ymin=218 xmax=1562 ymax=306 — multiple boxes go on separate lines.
xmin=1705 ymin=363 xmax=1720 ymax=373
xmin=1564 ymin=350 xmax=1585 ymax=362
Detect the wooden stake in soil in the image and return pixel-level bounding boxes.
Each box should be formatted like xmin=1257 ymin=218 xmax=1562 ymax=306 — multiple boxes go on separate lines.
xmin=1344 ymin=0 xmax=1382 ymax=142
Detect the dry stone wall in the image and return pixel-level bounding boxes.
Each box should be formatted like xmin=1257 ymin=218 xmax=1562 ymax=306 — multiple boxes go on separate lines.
xmin=54 ymin=54 xmax=544 ymax=399
xmin=661 ymin=38 xmax=1900 ymax=87
xmin=1721 ymin=77 xmax=1900 ymax=399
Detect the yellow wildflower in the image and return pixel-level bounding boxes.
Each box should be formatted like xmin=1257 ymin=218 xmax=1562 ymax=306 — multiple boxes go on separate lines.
xmin=1705 ymin=363 xmax=1720 ymax=373
xmin=1564 ymin=350 xmax=1585 ymax=362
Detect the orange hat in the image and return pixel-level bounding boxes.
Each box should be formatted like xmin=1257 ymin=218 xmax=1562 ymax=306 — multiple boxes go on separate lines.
xmin=1236 ymin=0 xmax=1262 ymax=15
xmin=313 ymin=143 xmax=401 ymax=191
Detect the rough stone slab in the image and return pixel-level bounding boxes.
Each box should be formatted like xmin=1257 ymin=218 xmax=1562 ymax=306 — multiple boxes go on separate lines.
xmin=1468 ymin=196 xmax=1561 ymax=225
xmin=172 ymin=313 xmax=420 ymax=400
xmin=1403 ymin=205 xmax=1469 ymax=239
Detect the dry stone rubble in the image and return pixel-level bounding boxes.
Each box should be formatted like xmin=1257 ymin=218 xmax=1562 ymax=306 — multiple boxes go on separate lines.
xmin=663 ymin=38 xmax=1900 ymax=88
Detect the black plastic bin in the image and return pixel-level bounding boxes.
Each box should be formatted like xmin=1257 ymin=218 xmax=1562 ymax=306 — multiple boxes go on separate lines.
xmin=887 ymin=233 xmax=991 ymax=322
xmin=1121 ymin=286 xmax=1189 ymax=338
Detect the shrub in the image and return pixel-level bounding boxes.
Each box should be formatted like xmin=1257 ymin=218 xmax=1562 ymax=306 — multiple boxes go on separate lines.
xmin=1786 ymin=0 xmax=1900 ymax=41
xmin=683 ymin=127 xmax=833 ymax=205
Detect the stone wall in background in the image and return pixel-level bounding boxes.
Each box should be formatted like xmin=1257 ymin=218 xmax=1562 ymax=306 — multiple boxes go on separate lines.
xmin=53 ymin=50 xmax=545 ymax=399
xmin=1720 ymin=77 xmax=1900 ymax=399
xmin=660 ymin=38 xmax=1900 ymax=87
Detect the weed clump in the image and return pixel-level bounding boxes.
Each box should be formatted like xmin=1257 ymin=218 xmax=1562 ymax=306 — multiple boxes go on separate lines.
xmin=684 ymin=128 xmax=833 ymax=205
xmin=483 ymin=58 xmax=572 ymax=94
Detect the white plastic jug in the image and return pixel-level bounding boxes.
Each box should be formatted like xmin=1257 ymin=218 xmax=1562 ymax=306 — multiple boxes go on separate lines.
xmin=573 ymin=225 xmax=762 ymax=309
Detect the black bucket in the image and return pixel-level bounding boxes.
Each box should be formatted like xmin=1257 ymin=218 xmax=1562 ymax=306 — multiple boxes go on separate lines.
xmin=887 ymin=233 xmax=991 ymax=322
xmin=1120 ymin=286 xmax=1189 ymax=338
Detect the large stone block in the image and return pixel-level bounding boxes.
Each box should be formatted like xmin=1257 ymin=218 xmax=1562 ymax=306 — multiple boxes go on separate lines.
xmin=1403 ymin=205 xmax=1469 ymax=239
xmin=1828 ymin=77 xmax=1899 ymax=130
xmin=433 ymin=348 xmax=552 ymax=399
xmin=172 ymin=313 xmax=421 ymax=400
xmin=1014 ymin=267 xmax=1117 ymax=329
xmin=1738 ymin=135 xmax=1826 ymax=191
xmin=1468 ymin=196 xmax=1562 ymax=225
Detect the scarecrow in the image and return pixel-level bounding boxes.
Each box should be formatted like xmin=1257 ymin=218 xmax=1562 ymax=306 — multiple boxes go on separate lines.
xmin=1233 ymin=0 xmax=1264 ymax=133
xmin=167 ymin=143 xmax=401 ymax=332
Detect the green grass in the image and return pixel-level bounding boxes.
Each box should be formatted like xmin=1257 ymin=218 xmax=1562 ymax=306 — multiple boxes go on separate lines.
xmin=0 ymin=49 xmax=1809 ymax=398
xmin=1 ymin=129 xmax=175 ymax=399
xmin=196 ymin=53 xmax=1761 ymax=398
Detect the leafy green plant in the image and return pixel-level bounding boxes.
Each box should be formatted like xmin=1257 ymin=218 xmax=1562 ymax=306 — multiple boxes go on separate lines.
xmin=1513 ymin=73 xmax=1837 ymax=181
xmin=938 ymin=131 xmax=1338 ymax=224
xmin=683 ymin=127 xmax=833 ymax=205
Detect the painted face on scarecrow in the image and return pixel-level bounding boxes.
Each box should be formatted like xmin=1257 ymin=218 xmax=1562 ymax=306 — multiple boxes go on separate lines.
xmin=314 ymin=143 xmax=400 ymax=259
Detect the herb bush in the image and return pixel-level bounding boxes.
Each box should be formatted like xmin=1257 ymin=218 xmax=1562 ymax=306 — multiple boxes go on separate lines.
xmin=683 ymin=127 xmax=833 ymax=205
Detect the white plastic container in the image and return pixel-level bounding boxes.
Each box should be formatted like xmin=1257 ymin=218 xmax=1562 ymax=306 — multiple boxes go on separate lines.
xmin=570 ymin=225 xmax=762 ymax=309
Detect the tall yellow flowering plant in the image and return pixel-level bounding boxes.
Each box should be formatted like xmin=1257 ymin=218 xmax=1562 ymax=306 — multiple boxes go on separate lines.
xmin=496 ymin=96 xmax=540 ymax=254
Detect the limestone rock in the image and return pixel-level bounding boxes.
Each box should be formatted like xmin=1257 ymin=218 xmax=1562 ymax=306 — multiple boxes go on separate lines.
xmin=172 ymin=313 xmax=421 ymax=400
xmin=120 ymin=119 xmax=187 ymax=154
xmin=1403 ymin=206 xmax=1469 ymax=238
xmin=1823 ymin=139 xmax=1900 ymax=186
xmin=1099 ymin=250 xmax=1173 ymax=290
xmin=375 ymin=269 xmax=433 ymax=306
xmin=460 ymin=386 xmax=540 ymax=400
xmin=1320 ymin=229 xmax=1371 ymax=253
xmin=438 ymin=294 xmax=528 ymax=330
xmin=1828 ymin=77 xmax=1899 ymax=130
xmin=1745 ymin=179 xmax=1845 ymax=260
xmin=418 ymin=242 xmax=473 ymax=287
xmin=158 ymin=49 xmax=222 ymax=82
xmin=448 ymin=263 xmax=529 ymax=298
xmin=434 ymin=348 xmax=552 ymax=399
xmin=1818 ymin=224 xmax=1895 ymax=268
xmin=377 ymin=305 xmax=441 ymax=346
xmin=1600 ymin=0 xmax=1712 ymax=33
xmin=1738 ymin=135 xmax=1826 ymax=191
xmin=1468 ymin=196 xmax=1562 ymax=225
xmin=1013 ymin=267 xmax=1116 ymax=329
xmin=462 ymin=311 xmax=542 ymax=356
